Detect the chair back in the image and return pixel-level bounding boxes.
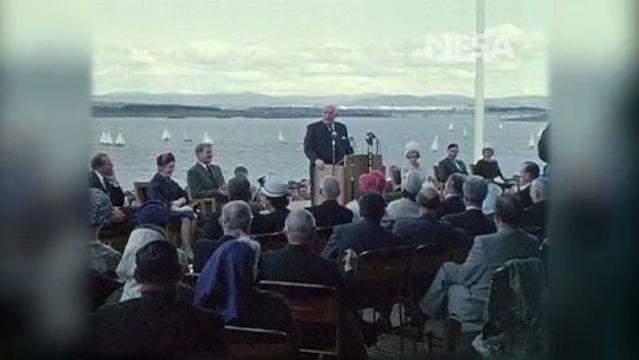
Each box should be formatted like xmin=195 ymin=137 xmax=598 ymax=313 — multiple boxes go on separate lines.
xmin=253 ymin=232 xmax=288 ymax=251
xmin=413 ymin=242 xmax=456 ymax=279
xmin=313 ymin=226 xmax=334 ymax=253
xmin=469 ymin=164 xmax=476 ymax=175
xmin=224 ymin=325 xmax=296 ymax=360
xmin=259 ymin=281 xmax=340 ymax=356
xmin=354 ymin=246 xmax=415 ymax=282
xmin=133 ymin=181 xmax=149 ymax=203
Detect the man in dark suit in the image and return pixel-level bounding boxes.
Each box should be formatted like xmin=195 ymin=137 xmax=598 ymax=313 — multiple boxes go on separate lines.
xmin=516 ymin=161 xmax=540 ymax=208
xmin=304 ymin=105 xmax=354 ymax=203
xmin=201 ymin=176 xmax=266 ymax=241
xmin=261 ymin=209 xmax=343 ymax=289
xmin=89 ymin=153 xmax=126 ymax=207
xmin=306 ymin=176 xmax=353 ymax=228
xmin=321 ymin=193 xmax=403 ymax=261
xmin=394 ymin=186 xmax=461 ymax=246
xmin=194 ymin=200 xmax=254 ymax=273
xmin=521 ymin=178 xmax=548 ymax=239
xmin=437 ymin=143 xmax=468 ymax=183
xmin=443 ymin=176 xmax=496 ymax=238
xmin=96 ymin=241 xmax=226 ymax=359
xmin=419 ymin=194 xmax=540 ymax=323
xmin=438 ymin=173 xmax=467 ymax=218
xmin=186 ymin=142 xmax=226 ymax=199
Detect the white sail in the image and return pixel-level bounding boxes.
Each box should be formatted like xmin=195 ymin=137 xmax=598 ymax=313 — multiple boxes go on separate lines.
xmin=498 ymin=122 xmax=504 ymax=131
xmin=277 ymin=131 xmax=285 ymax=143
xmin=462 ymin=127 xmax=469 ymax=139
xmin=430 ymin=134 xmax=439 ymax=152
xmin=114 ymin=131 xmax=125 ymax=146
xmin=183 ymin=130 xmax=193 ymax=142
xmin=202 ymin=131 xmax=213 ymax=144
xmin=98 ymin=130 xmax=107 ymax=145
xmin=161 ymin=127 xmax=171 ymax=141
xmin=448 ymin=123 xmax=454 ymax=132
xmin=528 ymin=134 xmax=536 ymax=148
xmin=104 ymin=130 xmax=114 ymax=145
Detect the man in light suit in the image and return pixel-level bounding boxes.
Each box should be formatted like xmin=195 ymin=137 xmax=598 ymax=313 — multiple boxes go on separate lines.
xmin=437 ymin=143 xmax=468 ymax=183
xmin=419 ymin=194 xmax=540 ymax=323
xmin=186 ymin=142 xmax=226 ymax=199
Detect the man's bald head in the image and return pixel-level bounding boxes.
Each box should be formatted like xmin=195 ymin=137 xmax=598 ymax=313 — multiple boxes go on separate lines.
xmin=417 ymin=186 xmax=441 ymax=214
xmin=284 ymin=209 xmax=317 ymax=245
xmin=219 ymin=200 xmax=253 ymax=235
xmin=322 ymin=104 xmax=337 ymax=123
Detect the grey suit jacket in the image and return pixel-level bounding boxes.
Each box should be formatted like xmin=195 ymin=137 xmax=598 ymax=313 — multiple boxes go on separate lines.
xmin=186 ymin=163 xmax=225 ymax=199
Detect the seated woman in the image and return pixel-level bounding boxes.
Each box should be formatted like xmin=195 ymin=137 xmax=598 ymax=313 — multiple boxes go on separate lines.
xmin=473 ymin=145 xmax=504 ymax=181
xmin=401 ymin=140 xmax=426 ymax=183
xmin=193 ymin=240 xmax=298 ymax=340
xmin=258 ymin=178 xmax=291 ymax=234
xmin=88 ymin=188 xmax=122 ymax=277
xmin=148 ymin=152 xmax=196 ymax=259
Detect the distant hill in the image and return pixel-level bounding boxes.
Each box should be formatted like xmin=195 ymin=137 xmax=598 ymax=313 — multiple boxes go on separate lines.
xmin=93 ymin=92 xmax=548 ymax=110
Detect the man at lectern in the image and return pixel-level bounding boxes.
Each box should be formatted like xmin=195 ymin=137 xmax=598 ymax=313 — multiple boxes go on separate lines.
xmin=304 ymin=105 xmax=354 ymax=199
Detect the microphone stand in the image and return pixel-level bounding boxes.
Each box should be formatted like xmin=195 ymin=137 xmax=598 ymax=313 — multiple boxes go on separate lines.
xmin=331 ymin=131 xmax=337 ymax=176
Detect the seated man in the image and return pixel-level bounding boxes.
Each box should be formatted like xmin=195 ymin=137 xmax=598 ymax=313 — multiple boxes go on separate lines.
xmin=515 ymin=161 xmax=540 ymax=208
xmin=261 ymin=209 xmax=343 ymax=288
xmin=88 ymin=188 xmax=122 ymax=276
xmin=437 ymin=143 xmax=468 ymax=183
xmin=521 ymin=177 xmax=549 ymax=238
xmin=186 ymin=142 xmax=226 ymax=199
xmin=419 ymin=194 xmax=540 ymax=323
xmin=386 ymin=170 xmax=425 ymax=221
xmin=346 ymin=170 xmax=387 ymax=223
xmin=201 ymin=176 xmax=266 ymax=241
xmin=321 ymin=193 xmax=403 ymax=261
xmin=394 ymin=186 xmax=461 ymax=246
xmin=194 ymin=200 xmax=254 ymax=273
xmin=438 ymin=173 xmax=466 ymax=218
xmin=306 ymin=176 xmax=353 ymax=228
xmin=97 ymin=241 xmax=226 ymax=359
xmin=442 ymin=176 xmax=497 ymax=238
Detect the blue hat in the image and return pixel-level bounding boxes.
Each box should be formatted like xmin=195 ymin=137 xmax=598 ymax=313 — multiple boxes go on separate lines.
xmin=135 ymin=200 xmax=170 ymax=226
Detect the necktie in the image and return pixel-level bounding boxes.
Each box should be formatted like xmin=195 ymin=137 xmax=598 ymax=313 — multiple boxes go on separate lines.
xmin=206 ymin=165 xmax=214 ymax=178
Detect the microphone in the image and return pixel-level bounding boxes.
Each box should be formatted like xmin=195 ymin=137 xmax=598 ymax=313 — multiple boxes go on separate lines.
xmin=365 ymin=132 xmax=376 ymax=146
xmin=331 ymin=130 xmax=337 ymax=139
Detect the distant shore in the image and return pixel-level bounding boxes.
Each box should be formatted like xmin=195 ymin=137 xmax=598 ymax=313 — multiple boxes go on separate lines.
xmin=92 ymin=102 xmax=548 ymax=119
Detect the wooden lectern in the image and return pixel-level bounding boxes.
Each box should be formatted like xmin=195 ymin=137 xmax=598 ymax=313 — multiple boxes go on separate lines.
xmin=313 ymin=154 xmax=382 ymax=205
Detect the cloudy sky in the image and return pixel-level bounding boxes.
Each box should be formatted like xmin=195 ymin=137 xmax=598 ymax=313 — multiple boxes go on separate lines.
xmin=93 ymin=0 xmax=548 ymax=97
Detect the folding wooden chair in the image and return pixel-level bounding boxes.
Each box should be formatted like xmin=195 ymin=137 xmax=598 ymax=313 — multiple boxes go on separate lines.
xmin=259 ymin=281 xmax=341 ymax=358
xmin=224 ymin=325 xmax=297 ymax=360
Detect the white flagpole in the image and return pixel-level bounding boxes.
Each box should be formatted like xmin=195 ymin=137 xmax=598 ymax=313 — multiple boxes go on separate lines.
xmin=474 ymin=0 xmax=486 ymax=161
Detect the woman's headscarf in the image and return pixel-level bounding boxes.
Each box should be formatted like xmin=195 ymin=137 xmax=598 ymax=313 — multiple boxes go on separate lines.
xmin=88 ymin=188 xmax=113 ymax=228
xmin=116 ymin=225 xmax=170 ymax=301
xmin=193 ymin=238 xmax=261 ymax=323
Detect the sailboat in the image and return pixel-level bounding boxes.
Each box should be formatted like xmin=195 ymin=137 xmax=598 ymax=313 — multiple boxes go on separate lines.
xmin=448 ymin=123 xmax=454 ymax=132
xmin=161 ymin=126 xmax=171 ymax=142
xmin=462 ymin=127 xmax=469 ymax=139
xmin=104 ymin=130 xmax=114 ymax=146
xmin=183 ymin=130 xmax=193 ymax=143
xmin=528 ymin=134 xmax=536 ymax=148
xmin=202 ymin=131 xmax=213 ymax=144
xmin=277 ymin=130 xmax=286 ymax=143
xmin=114 ymin=129 xmax=125 ymax=147
xmin=98 ymin=130 xmax=108 ymax=145
xmin=430 ymin=134 xmax=439 ymax=152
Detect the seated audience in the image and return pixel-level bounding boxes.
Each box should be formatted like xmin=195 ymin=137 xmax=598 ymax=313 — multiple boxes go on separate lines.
xmin=437 ymin=143 xmax=468 ymax=183
xmin=187 ymin=142 xmax=226 ymax=199
xmin=234 ymin=165 xmax=249 ymax=178
xmin=201 ymin=176 xmax=266 ymax=241
xmin=443 ymin=176 xmax=497 ymax=238
xmin=522 ymin=177 xmax=549 ymax=237
xmin=346 ymin=170 xmax=387 ymax=223
xmin=387 ymin=170 xmax=425 ymax=221
xmin=148 ymin=152 xmax=196 ymax=259
xmin=516 ymin=161 xmax=541 ymax=208
xmin=438 ymin=173 xmax=467 ymax=217
xmin=419 ymin=194 xmax=540 ymax=323
xmin=393 ymin=186 xmax=460 ymax=246
xmin=194 ymin=200 xmax=254 ymax=273
xmin=261 ymin=209 xmax=343 ymax=288
xmin=306 ymin=176 xmax=353 ymax=227
xmin=194 ymin=240 xmax=298 ymax=339
xmin=473 ymin=146 xmax=504 ymax=181
xmin=402 ymin=140 xmax=426 ymax=183
xmin=97 ymin=241 xmax=225 ymax=359
xmin=482 ymin=179 xmax=503 ymax=218
xmin=134 ymin=200 xmax=171 ymax=227
xmin=321 ymin=193 xmax=403 ymax=261
xmin=88 ymin=188 xmax=122 ymax=276
xmin=259 ymin=178 xmax=291 ymax=233
xmin=89 ymin=268 xmax=121 ymax=312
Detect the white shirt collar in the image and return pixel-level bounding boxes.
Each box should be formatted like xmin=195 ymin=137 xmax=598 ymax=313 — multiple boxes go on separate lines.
xmin=94 ymin=170 xmax=106 ymax=188
xmin=466 ymin=205 xmax=482 ymax=211
xmin=198 ymin=161 xmax=209 ymax=169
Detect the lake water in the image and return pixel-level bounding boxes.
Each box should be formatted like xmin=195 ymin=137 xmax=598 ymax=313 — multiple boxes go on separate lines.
xmin=93 ymin=114 xmax=546 ymax=191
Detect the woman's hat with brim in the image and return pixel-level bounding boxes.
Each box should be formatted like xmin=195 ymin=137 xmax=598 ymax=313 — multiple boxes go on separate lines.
xmin=404 ymin=140 xmax=421 ymax=157
xmin=260 ymin=178 xmax=289 ymax=198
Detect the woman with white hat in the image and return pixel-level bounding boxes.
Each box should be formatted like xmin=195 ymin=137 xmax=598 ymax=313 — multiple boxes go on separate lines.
xmin=402 ymin=140 xmax=426 ymax=183
xmin=259 ymin=178 xmax=291 ymax=233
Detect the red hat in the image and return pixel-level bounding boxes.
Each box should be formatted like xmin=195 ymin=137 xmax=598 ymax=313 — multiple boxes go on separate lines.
xmin=358 ymin=171 xmax=386 ymax=194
